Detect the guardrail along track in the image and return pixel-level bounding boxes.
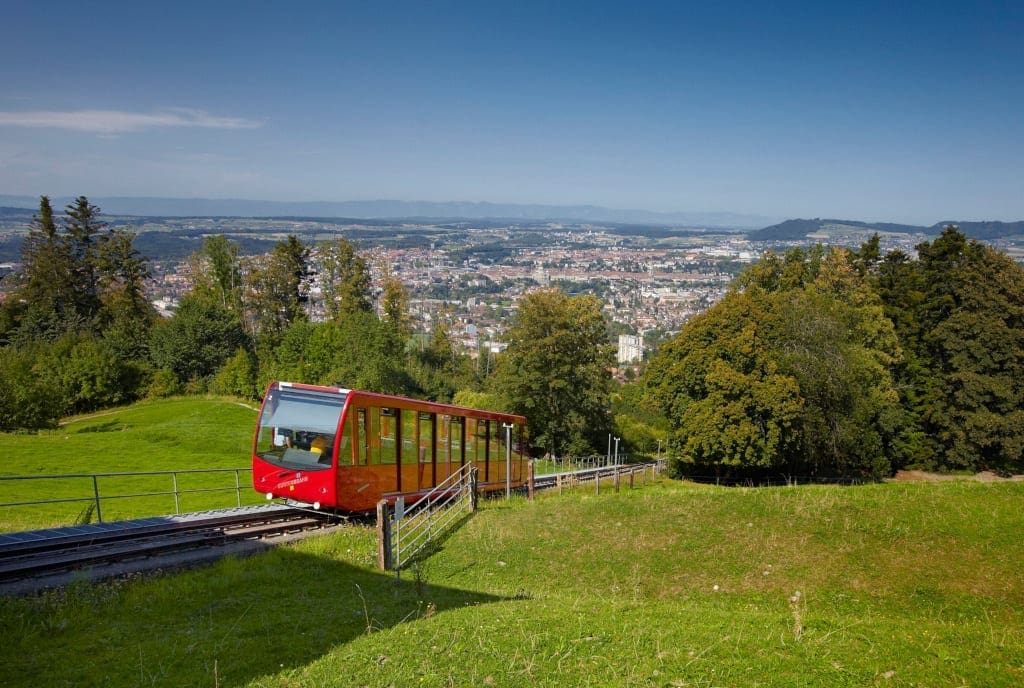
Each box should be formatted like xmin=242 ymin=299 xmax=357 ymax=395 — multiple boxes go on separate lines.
xmin=0 ymin=504 xmax=343 ymax=594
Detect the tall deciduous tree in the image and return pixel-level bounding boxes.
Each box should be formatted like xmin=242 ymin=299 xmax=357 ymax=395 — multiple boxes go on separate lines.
xmin=246 ymin=235 xmax=310 ymax=340
xmin=495 ymin=288 xmax=614 ymax=457
xmin=317 ymin=238 xmax=372 ymax=320
xmin=149 ymin=297 xmax=249 ymax=385
xmin=647 ymin=247 xmax=907 ymax=478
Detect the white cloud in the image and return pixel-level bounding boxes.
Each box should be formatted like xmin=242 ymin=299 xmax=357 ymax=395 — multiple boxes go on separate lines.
xmin=0 ymin=108 xmax=264 ymax=134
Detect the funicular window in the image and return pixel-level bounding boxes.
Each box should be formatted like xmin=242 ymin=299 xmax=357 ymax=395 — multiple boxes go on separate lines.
xmin=450 ymin=416 xmax=464 ymax=465
xmin=418 ymin=412 xmax=434 ymax=465
xmin=379 ymin=408 xmax=397 ymax=464
xmin=464 ymin=418 xmax=478 ymax=464
xmin=510 ymin=421 xmax=524 ymax=479
xmin=356 ymin=408 xmax=368 ymax=466
xmin=417 ymin=411 xmax=437 ymax=488
xmin=256 ymin=386 xmax=345 ymax=470
xmin=368 ymin=408 xmax=383 ymax=464
xmin=490 ymin=421 xmax=508 ymax=480
xmin=476 ymin=419 xmax=490 ymax=480
xmin=401 ymin=409 xmax=416 ymax=461
xmin=436 ymin=415 xmax=450 ymax=465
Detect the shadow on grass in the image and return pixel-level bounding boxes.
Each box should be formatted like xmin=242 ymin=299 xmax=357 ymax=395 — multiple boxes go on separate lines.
xmin=0 ymin=542 xmax=509 ymax=688
xmin=396 ymin=511 xmax=474 ymax=570
xmin=75 ymin=420 xmax=126 ymax=434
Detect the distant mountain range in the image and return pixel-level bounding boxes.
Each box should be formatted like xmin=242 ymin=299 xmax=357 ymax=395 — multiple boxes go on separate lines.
xmin=3 ymin=196 xmax=1022 ymax=242
xmin=749 ymin=218 xmax=1024 ymax=242
xmin=0 ymin=195 xmax=777 ymax=229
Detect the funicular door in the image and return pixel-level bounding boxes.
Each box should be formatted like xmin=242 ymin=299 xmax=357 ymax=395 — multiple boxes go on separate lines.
xmin=418 ymin=412 xmax=435 ymax=490
xmin=435 ymin=415 xmax=452 ymax=483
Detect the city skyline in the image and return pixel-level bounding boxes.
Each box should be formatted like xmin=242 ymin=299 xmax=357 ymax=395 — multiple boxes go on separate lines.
xmin=1 ymin=1 xmax=1022 ymax=225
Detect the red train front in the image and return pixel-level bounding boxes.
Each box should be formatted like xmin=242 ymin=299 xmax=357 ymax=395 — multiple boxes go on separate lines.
xmin=251 ymin=382 xmax=347 ymax=508
xmin=252 ymin=381 xmax=527 ymax=512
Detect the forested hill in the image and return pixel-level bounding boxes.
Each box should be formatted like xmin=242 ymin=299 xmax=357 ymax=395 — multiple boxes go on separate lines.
xmin=750 ymin=218 xmax=1024 ymax=241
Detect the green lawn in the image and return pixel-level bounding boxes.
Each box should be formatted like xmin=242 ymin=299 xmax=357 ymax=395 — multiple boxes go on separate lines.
xmin=0 ymin=397 xmax=261 ymax=531
xmin=1 ymin=478 xmax=1021 ymax=687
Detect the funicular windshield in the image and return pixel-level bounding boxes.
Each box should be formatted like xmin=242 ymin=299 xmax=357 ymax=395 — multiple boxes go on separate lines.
xmin=256 ymin=386 xmax=347 ymax=470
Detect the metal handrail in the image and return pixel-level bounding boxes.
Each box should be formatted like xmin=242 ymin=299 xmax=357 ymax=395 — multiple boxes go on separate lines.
xmin=389 ymin=463 xmax=477 ymax=570
xmin=0 ymin=468 xmax=253 ymax=523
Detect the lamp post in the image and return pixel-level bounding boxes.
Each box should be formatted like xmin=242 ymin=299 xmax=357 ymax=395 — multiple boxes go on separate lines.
xmin=613 ymin=436 xmax=620 ymax=465
xmin=503 ymin=423 xmax=514 ymax=498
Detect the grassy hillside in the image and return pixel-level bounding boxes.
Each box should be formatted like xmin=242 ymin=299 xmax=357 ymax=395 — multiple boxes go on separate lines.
xmin=1 ymin=479 xmax=1021 ymax=687
xmin=0 ymin=397 xmax=259 ymax=530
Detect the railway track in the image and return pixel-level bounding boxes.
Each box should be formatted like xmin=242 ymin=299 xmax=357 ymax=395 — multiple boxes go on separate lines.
xmin=0 ymin=504 xmax=346 ymax=595
xmin=531 ymin=462 xmax=659 ymax=491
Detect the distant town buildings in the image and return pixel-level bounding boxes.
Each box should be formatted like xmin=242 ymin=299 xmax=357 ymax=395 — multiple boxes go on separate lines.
xmin=617 ymin=334 xmax=644 ymax=364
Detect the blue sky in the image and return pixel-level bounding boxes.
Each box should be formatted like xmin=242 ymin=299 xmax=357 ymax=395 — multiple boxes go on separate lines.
xmin=1 ymin=0 xmax=1022 ymax=224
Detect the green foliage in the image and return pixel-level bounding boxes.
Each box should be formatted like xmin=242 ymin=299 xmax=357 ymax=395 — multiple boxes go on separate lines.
xmin=254 ymin=313 xmax=413 ymax=396
xmin=0 ymin=345 xmax=64 ymax=430
xmin=0 ymin=196 xmax=156 ymax=429
xmin=50 ymin=334 xmax=146 ymax=414
xmin=495 ymin=288 xmax=614 ymax=456
xmin=211 ymin=348 xmax=258 ymax=399
xmin=647 ymin=248 xmax=906 ymax=478
xmin=451 ymin=389 xmax=504 ymax=412
xmin=146 ymin=368 xmax=182 ymax=398
xmin=877 ymin=227 xmax=1024 ymax=472
xmin=245 ymin=235 xmax=309 ymax=341
xmin=148 ymin=297 xmax=249 ymax=386
xmin=317 ymin=237 xmax=372 ymax=320
xmin=611 ymin=381 xmax=669 ymax=458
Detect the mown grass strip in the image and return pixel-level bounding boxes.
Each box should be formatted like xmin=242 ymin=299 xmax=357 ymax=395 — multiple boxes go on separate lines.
xmin=0 ymin=397 xmax=259 ymax=531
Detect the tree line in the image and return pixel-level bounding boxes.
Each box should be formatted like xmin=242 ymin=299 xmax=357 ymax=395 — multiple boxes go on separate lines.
xmin=644 ymin=229 xmax=1024 ymax=477
xmin=0 ymin=196 xmax=616 ymax=459
xmin=4 ymin=196 xmax=1020 ymax=476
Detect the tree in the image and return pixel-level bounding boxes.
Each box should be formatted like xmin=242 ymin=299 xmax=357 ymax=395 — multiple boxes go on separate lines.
xmin=149 ymin=297 xmax=249 ymax=385
xmin=645 ymin=290 xmax=804 ymax=473
xmin=95 ymin=228 xmax=156 ymax=360
xmin=494 ymin=289 xmax=614 ymax=457
xmin=246 ymin=236 xmax=309 ymax=340
xmin=303 ymin=313 xmax=412 ymax=394
xmin=63 ymin=196 xmax=106 ymax=323
xmin=193 ymin=235 xmax=243 ymax=313
xmin=646 ymin=248 xmax=907 ymax=478
xmin=317 ymin=238 xmax=372 ymax=320
xmin=380 ymin=275 xmax=411 ymax=337
xmin=877 ymin=227 xmax=1024 ymax=471
xmin=14 ymin=196 xmax=79 ymax=338
xmin=0 ymin=344 xmax=64 ymax=430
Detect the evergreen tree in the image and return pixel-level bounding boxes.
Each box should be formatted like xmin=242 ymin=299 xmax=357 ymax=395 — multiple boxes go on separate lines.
xmin=63 ymin=196 xmax=106 ymax=323
xmin=15 ymin=196 xmax=78 ymax=337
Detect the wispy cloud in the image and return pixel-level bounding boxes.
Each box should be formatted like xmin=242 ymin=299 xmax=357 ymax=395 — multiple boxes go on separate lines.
xmin=0 ymin=108 xmax=264 ymax=134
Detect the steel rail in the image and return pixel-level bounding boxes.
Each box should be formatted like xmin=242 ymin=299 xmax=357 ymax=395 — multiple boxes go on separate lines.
xmin=0 ymin=505 xmax=343 ymax=594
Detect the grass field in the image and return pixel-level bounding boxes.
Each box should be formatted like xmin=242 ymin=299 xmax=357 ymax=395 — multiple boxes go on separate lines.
xmin=0 ymin=397 xmax=260 ymax=531
xmin=1 ymin=478 xmax=1021 ymax=687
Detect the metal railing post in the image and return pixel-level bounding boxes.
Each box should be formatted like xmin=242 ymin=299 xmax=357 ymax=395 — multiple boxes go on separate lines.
xmin=92 ymin=475 xmax=103 ymax=523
